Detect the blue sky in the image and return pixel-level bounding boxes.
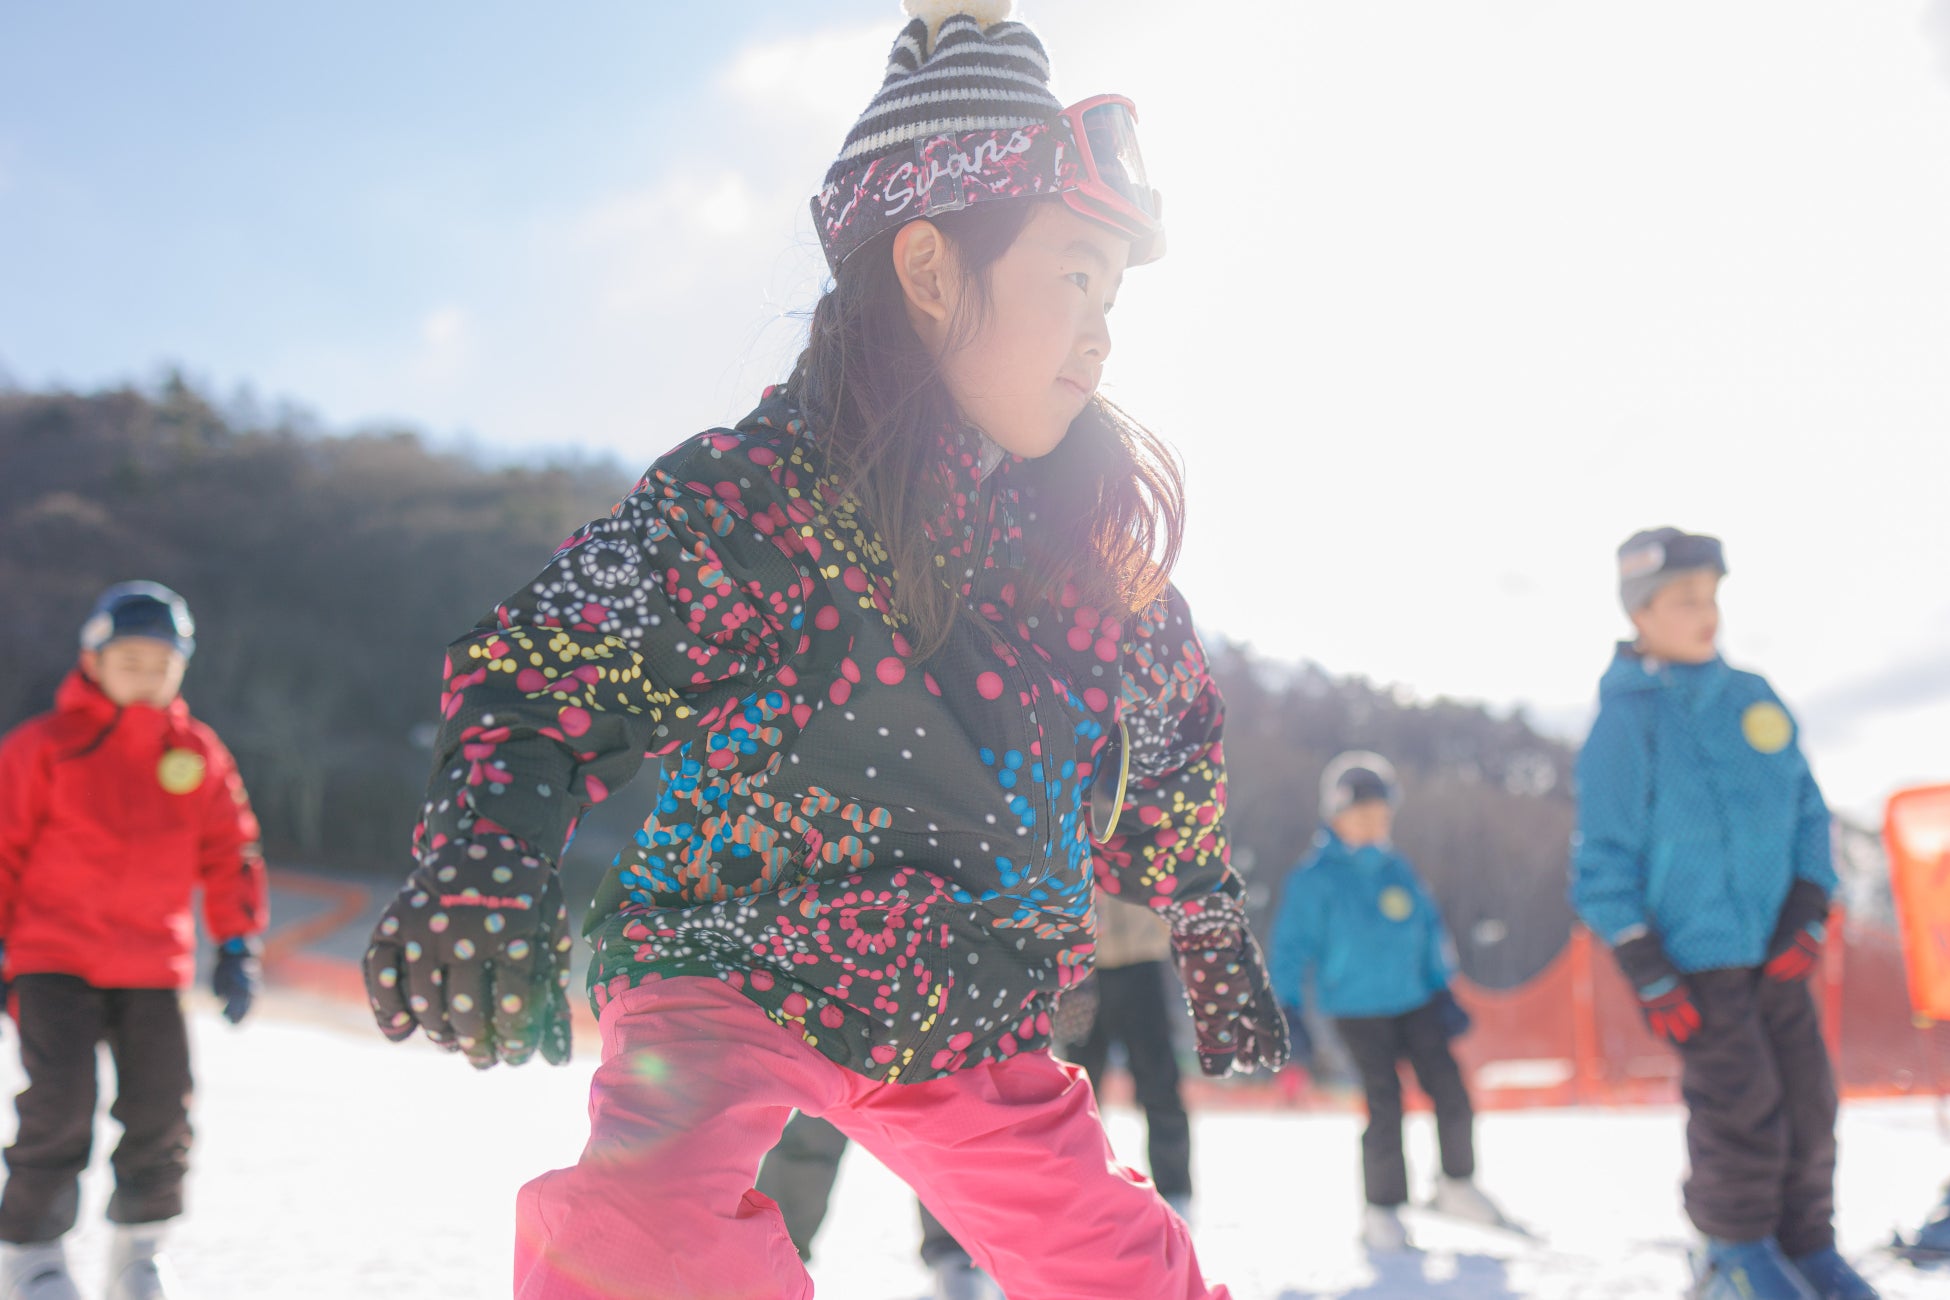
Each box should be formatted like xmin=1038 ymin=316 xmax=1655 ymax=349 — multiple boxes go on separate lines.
xmin=6 ymin=1 xmax=1950 ymax=818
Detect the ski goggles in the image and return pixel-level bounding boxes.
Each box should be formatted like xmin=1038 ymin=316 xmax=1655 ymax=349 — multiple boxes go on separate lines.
xmin=813 ymin=95 xmax=1165 ymax=273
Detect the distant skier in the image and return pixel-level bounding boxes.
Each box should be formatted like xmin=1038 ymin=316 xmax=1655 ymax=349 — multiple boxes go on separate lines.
xmin=1270 ymin=751 xmax=1508 ymax=1251
xmin=0 ymin=584 xmax=268 ymax=1300
xmin=1571 ymin=528 xmax=1876 ymax=1300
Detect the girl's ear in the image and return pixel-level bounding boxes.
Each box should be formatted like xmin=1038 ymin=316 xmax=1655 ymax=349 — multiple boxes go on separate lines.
xmin=892 ymin=220 xmax=958 ymax=351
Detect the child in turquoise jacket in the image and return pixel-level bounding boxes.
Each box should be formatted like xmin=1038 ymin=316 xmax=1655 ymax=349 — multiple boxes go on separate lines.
xmin=1271 ymin=752 xmax=1505 ymax=1250
xmin=1571 ymin=528 xmax=1874 ymax=1300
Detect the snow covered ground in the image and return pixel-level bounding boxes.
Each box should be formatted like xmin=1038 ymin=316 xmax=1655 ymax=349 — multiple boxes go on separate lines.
xmin=6 ymin=996 xmax=1944 ymax=1299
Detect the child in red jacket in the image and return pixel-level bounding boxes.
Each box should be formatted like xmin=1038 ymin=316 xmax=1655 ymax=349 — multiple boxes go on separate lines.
xmin=0 ymin=583 xmax=268 ymax=1300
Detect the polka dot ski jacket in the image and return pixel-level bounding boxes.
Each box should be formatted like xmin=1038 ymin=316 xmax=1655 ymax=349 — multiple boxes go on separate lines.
xmin=418 ymin=387 xmax=1240 ymax=1083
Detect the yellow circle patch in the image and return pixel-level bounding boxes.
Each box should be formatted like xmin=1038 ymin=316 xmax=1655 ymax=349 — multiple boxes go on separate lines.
xmin=1379 ymin=885 xmax=1414 ymax=922
xmin=158 ymin=748 xmax=207 ymax=795
xmin=1741 ymin=702 xmax=1793 ymax=755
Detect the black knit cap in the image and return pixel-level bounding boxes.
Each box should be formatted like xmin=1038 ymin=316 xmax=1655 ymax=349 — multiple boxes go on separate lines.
xmin=825 ymin=2 xmax=1066 ymax=189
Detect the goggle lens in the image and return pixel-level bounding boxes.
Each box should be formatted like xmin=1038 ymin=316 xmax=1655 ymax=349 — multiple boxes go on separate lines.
xmin=1078 ymin=101 xmax=1156 ymax=220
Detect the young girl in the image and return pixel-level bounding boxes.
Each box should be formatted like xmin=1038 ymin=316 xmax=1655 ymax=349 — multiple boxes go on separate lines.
xmin=361 ymin=5 xmax=1286 ymax=1297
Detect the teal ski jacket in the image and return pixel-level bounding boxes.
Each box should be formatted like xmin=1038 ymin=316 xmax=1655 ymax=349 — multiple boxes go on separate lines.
xmin=1570 ymin=645 xmax=1835 ymax=973
xmin=1269 ymin=829 xmax=1454 ymax=1020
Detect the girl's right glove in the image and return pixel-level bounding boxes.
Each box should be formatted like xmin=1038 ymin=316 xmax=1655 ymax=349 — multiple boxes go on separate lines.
xmin=1612 ymin=932 xmax=1701 ymax=1046
xmin=1163 ymin=895 xmax=1291 ymax=1077
xmin=363 ymin=834 xmax=575 ymax=1069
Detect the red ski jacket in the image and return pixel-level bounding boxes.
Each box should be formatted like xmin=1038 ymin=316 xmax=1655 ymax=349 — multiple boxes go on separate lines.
xmin=0 ymin=669 xmax=267 ymax=989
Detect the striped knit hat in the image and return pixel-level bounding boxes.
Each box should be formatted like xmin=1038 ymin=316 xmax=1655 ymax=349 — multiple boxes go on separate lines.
xmin=825 ymin=2 xmax=1065 ymax=189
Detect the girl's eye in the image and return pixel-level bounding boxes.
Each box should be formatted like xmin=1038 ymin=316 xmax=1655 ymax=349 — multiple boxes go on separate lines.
xmin=1066 ymin=271 xmax=1090 ymax=291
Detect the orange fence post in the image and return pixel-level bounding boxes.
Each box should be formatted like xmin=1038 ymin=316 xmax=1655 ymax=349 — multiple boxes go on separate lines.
xmin=1569 ymin=928 xmax=1603 ymax=1104
xmin=1823 ymin=903 xmax=1846 ymax=1061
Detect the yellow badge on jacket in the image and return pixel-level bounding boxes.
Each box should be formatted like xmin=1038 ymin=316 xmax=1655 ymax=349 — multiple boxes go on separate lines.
xmin=158 ymin=748 xmax=207 ymax=794
xmin=1741 ymin=702 xmax=1793 ymax=755
xmin=1379 ymin=885 xmax=1414 ymax=922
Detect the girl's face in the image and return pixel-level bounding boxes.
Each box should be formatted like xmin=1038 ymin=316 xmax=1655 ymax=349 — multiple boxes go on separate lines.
xmin=910 ymin=203 xmax=1129 ymax=459
xmin=1630 ymin=569 xmax=1722 ymax=664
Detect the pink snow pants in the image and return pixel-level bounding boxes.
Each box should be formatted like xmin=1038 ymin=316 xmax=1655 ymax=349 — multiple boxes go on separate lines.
xmin=513 ymin=976 xmax=1229 ymax=1299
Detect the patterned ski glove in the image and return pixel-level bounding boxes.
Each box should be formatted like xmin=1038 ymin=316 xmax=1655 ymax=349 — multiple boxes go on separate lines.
xmin=211 ymin=936 xmax=261 ymax=1024
xmin=1163 ymin=896 xmax=1291 ymax=1077
xmin=1613 ymin=932 xmax=1701 ymax=1045
xmin=1763 ymin=880 xmax=1831 ymax=983
xmin=363 ymin=834 xmax=574 ymax=1069
xmin=1433 ymin=987 xmax=1472 ymax=1040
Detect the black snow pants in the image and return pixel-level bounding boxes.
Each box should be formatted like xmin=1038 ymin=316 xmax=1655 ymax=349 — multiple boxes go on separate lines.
xmin=1335 ymin=998 xmax=1475 ymax=1208
xmin=1064 ymin=960 xmax=1192 ymax=1199
xmin=0 ymin=975 xmax=194 ymax=1243
xmin=756 ymin=1109 xmax=972 ymax=1266
xmin=1675 ymin=967 xmax=1837 ymax=1254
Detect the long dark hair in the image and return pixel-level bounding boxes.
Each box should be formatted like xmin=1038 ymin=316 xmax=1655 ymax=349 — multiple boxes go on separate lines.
xmin=791 ymin=199 xmax=1186 ymax=659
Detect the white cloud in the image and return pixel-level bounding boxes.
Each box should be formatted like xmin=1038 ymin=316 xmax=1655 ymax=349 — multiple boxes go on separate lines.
xmin=574 ymin=173 xmax=764 ymax=314
xmin=717 ymin=24 xmax=886 ymax=117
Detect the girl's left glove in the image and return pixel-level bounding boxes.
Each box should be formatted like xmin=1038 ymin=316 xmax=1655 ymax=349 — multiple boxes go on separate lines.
xmin=1163 ymin=896 xmax=1291 ymax=1077
xmin=363 ymin=834 xmax=575 ymax=1069
xmin=211 ymin=936 xmax=261 ymax=1024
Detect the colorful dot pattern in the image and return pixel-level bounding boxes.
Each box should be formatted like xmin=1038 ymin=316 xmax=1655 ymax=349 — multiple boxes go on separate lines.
xmin=415 ymin=388 xmax=1242 ymax=1083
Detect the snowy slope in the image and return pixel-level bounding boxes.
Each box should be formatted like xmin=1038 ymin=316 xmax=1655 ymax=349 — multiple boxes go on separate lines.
xmin=6 ymin=999 xmax=1943 ymax=1299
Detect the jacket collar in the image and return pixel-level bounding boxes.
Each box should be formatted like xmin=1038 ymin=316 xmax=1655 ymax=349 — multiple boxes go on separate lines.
xmin=55 ymin=666 xmax=190 ymax=731
xmin=1598 ymin=641 xmax=1731 ymax=711
xmin=761 ymin=384 xmax=1029 ymax=600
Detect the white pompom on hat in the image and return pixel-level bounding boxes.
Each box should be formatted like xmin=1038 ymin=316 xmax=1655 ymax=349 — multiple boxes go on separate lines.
xmin=903 ymin=0 xmax=1016 ymax=48
xmin=824 ymin=1 xmax=1063 ymax=187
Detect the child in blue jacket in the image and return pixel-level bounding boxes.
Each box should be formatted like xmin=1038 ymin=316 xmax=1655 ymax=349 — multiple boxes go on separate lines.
xmin=1571 ymin=528 xmax=1875 ymax=1300
xmin=1271 ymin=752 xmax=1505 ymax=1250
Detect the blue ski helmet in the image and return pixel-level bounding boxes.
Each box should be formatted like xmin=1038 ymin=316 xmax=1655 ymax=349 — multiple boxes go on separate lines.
xmin=79 ymin=581 xmax=196 ymax=658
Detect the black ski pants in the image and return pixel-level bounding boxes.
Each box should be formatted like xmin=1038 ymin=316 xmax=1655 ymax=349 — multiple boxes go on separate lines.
xmin=0 ymin=975 xmax=194 ymax=1243
xmin=1675 ymin=967 xmax=1837 ymax=1254
xmin=1064 ymin=960 xmax=1192 ymax=1199
xmin=1335 ymin=998 xmax=1475 ymax=1208
xmin=755 ymin=1108 xmax=972 ymax=1267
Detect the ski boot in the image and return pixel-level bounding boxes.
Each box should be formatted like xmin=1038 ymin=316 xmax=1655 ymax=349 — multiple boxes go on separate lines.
xmin=1361 ymin=1204 xmax=1412 ymax=1252
xmin=1788 ymin=1246 xmax=1879 ymax=1298
xmin=1894 ymin=1184 xmax=1950 ymax=1267
xmin=1430 ymin=1176 xmax=1508 ymax=1226
xmin=928 ymin=1251 xmax=1002 ymax=1300
xmin=105 ymin=1225 xmax=178 ymax=1300
xmin=0 ymin=1240 xmax=81 ymax=1300
xmin=1692 ymin=1237 xmax=1819 ymax=1300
